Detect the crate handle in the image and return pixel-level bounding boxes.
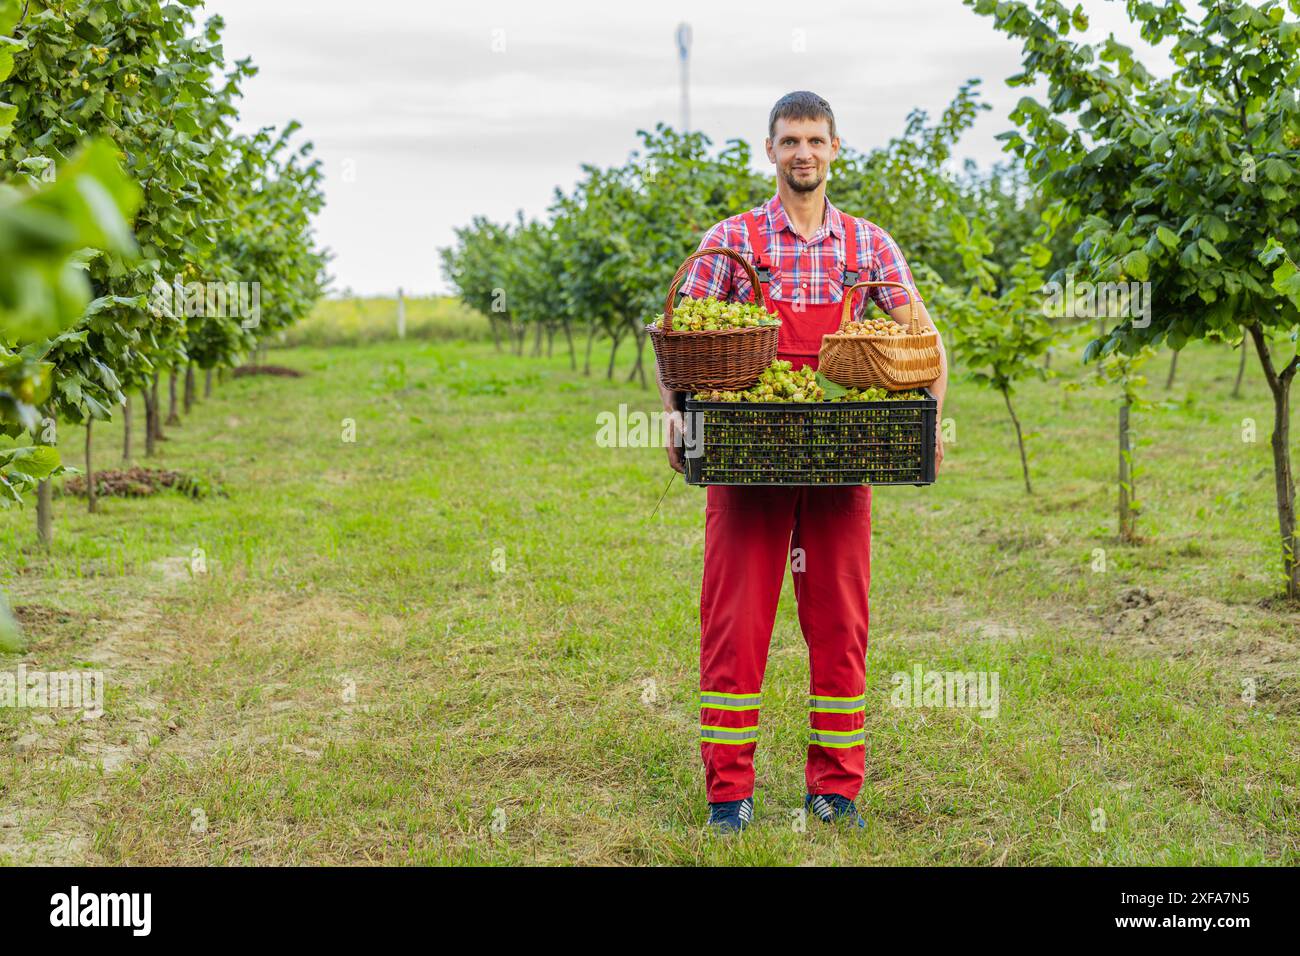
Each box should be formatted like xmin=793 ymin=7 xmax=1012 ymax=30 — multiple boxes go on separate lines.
xmin=662 ymin=247 xmax=773 ymax=332
xmin=839 ymin=281 xmax=922 ymax=332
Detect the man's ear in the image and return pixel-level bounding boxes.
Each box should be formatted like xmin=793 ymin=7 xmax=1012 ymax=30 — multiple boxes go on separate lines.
xmin=764 ymin=137 xmax=775 ymax=163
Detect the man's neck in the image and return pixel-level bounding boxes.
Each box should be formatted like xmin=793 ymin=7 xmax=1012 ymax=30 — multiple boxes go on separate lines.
xmin=776 ymin=182 xmax=828 ymax=240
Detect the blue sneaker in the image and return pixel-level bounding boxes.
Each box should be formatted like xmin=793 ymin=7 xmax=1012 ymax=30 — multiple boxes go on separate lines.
xmin=806 ymin=793 xmax=867 ymax=828
xmin=707 ymin=797 xmax=754 ymax=833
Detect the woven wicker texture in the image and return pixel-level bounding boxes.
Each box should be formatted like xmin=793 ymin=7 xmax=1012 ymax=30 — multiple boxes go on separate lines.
xmin=647 ymin=247 xmax=780 ymax=391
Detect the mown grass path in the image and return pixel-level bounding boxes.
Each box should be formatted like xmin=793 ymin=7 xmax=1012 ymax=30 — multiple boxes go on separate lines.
xmin=1 ymin=334 xmax=1296 ymax=864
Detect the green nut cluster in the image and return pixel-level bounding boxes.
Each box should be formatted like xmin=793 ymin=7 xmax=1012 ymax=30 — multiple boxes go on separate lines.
xmin=834 ymin=386 xmax=924 ymax=402
xmin=695 ymin=361 xmax=824 ymax=403
xmin=655 ymin=297 xmax=779 ymax=332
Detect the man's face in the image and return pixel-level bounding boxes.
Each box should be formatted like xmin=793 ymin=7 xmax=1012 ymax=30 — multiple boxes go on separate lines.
xmin=766 ymin=116 xmax=838 ymax=194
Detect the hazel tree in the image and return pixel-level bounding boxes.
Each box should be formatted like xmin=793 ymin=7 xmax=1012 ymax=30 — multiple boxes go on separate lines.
xmin=969 ymin=0 xmax=1300 ymax=599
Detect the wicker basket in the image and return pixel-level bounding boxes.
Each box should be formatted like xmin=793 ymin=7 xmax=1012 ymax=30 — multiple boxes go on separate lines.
xmin=647 ymin=247 xmax=779 ymax=392
xmin=817 ymin=281 xmax=942 ymax=389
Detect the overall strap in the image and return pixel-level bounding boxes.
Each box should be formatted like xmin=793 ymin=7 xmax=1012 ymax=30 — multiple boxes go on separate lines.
xmin=840 ymin=210 xmax=861 ymax=317
xmin=741 ymin=210 xmax=773 ymax=287
xmin=841 ymin=210 xmax=860 ymax=284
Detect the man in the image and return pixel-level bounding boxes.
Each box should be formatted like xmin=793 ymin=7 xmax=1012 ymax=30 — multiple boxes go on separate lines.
xmin=660 ymin=91 xmax=949 ymax=833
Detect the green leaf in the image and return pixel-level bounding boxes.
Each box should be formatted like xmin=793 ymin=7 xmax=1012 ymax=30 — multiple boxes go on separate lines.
xmin=0 ymin=0 xmax=20 ymax=36
xmin=1259 ymin=158 xmax=1293 ymax=184
xmin=1201 ymin=215 xmax=1229 ymax=243
xmin=815 ymin=372 xmax=849 ymax=400
xmin=1121 ymin=249 xmax=1150 ymax=280
xmin=1156 ymin=225 xmax=1179 ymax=249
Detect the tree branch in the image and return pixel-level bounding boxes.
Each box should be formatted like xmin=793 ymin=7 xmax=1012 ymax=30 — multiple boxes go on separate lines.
xmin=1246 ymin=321 xmax=1284 ymax=394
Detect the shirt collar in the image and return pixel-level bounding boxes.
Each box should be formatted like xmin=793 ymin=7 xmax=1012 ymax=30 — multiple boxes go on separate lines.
xmin=764 ymin=193 xmax=843 ymax=241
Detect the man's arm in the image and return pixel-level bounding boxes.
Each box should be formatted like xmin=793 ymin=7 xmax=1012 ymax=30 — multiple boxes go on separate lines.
xmin=865 ymin=223 xmax=947 ymax=473
xmin=886 ymin=299 xmax=947 ymax=474
xmin=661 ymin=222 xmax=736 ymax=473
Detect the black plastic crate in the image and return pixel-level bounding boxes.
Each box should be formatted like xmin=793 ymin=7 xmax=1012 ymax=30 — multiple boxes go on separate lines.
xmin=682 ymin=389 xmax=936 ymax=486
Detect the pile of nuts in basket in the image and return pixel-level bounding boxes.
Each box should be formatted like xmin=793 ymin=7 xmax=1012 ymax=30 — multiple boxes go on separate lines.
xmin=839 ymin=316 xmax=935 ymax=337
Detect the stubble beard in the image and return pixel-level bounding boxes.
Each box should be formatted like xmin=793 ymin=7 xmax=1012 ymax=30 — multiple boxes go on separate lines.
xmin=784 ymin=165 xmax=824 ymax=194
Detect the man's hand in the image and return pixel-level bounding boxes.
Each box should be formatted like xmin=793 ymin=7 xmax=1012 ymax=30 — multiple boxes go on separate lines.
xmin=665 ymin=406 xmax=686 ymax=474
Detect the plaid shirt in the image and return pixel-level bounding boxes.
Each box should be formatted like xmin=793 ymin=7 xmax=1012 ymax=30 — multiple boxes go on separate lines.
xmin=677 ymin=193 xmax=918 ymax=317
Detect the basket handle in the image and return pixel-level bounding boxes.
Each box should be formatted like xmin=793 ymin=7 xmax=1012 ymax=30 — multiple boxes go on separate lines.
xmin=662 ymin=247 xmax=772 ymax=331
xmin=840 ymin=281 xmax=922 ymax=332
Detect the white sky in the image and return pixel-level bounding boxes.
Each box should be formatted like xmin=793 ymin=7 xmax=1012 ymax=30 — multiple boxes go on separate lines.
xmin=198 ymin=0 xmax=1162 ymax=296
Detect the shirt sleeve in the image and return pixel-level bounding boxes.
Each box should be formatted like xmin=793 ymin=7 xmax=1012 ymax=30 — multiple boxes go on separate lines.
xmin=675 ymin=221 xmax=742 ymax=302
xmin=866 ymin=224 xmax=920 ymax=315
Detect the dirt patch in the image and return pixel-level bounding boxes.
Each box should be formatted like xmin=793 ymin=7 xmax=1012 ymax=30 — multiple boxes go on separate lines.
xmin=1099 ymin=585 xmax=1300 ymax=684
xmin=0 ymin=587 xmax=391 ymax=865
xmin=12 ymin=604 xmax=87 ymax=633
xmin=232 ymin=364 xmax=304 ymax=378
xmin=62 ymin=467 xmax=224 ymax=500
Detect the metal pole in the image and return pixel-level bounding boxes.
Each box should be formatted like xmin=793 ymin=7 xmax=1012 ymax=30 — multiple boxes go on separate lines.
xmin=397 ymin=286 xmax=406 ymax=339
xmin=676 ymin=23 xmax=692 ymax=133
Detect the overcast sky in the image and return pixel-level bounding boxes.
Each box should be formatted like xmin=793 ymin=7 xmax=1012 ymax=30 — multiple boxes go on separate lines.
xmin=198 ymin=0 xmax=1163 ymax=296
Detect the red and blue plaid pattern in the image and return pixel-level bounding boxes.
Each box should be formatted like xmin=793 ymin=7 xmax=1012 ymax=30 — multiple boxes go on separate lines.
xmin=677 ymin=193 xmax=918 ymax=318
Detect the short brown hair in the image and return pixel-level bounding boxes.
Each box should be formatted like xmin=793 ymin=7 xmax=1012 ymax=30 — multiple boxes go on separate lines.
xmin=768 ymin=91 xmax=836 ymax=141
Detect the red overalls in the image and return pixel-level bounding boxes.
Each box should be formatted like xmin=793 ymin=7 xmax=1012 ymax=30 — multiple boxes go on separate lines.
xmin=699 ymin=208 xmax=872 ymax=803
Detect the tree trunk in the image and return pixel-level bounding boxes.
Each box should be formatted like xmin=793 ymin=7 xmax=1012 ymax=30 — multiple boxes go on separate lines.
xmin=532 ymin=321 xmax=543 ymax=357
xmin=545 ymin=324 xmax=554 ymax=358
xmin=1246 ymin=322 xmax=1298 ymax=600
xmin=184 ymin=362 xmax=196 ymax=414
xmin=563 ymin=320 xmax=576 ymax=371
xmin=204 ymin=367 xmax=213 ymax=398
xmin=1165 ymin=349 xmax=1179 ymax=390
xmin=151 ymin=373 xmax=167 ymax=443
xmin=36 ymin=479 xmax=52 ymax=547
xmin=122 ymin=395 xmax=132 ymax=462
xmin=1118 ymin=399 xmax=1134 ymax=543
xmin=627 ymin=324 xmax=648 ymax=387
xmin=166 ymin=369 xmax=181 ymax=426
xmin=143 ymin=387 xmax=156 ymax=457
xmin=488 ymin=315 xmax=503 ymax=352
xmin=513 ymin=321 xmax=525 ymax=356
xmin=1233 ymin=335 xmax=1248 ymax=399
xmin=606 ymin=325 xmax=626 ymax=380
xmin=85 ymin=418 xmax=96 ymax=514
xmin=1001 ymin=386 xmax=1032 ymax=495
xmin=144 ymin=382 xmax=161 ymax=455
xmin=583 ymin=321 xmax=597 ymax=376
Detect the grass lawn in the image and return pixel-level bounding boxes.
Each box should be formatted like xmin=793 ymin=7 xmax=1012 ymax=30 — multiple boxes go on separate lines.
xmin=1 ymin=318 xmax=1297 ymax=865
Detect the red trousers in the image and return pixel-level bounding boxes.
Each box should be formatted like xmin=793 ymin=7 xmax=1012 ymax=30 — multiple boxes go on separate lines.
xmin=699 ymin=483 xmax=872 ymax=803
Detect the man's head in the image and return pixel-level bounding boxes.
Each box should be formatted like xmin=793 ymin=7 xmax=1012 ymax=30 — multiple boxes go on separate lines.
xmin=766 ymin=91 xmax=839 ymax=194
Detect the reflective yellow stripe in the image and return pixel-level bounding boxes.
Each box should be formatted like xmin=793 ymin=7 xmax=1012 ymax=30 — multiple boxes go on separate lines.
xmin=700 ymin=724 xmax=759 ymax=745
xmin=810 ymin=704 xmax=866 ymax=714
xmin=809 ymin=728 xmax=866 ymax=748
xmin=700 ymin=691 xmax=761 ymax=711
